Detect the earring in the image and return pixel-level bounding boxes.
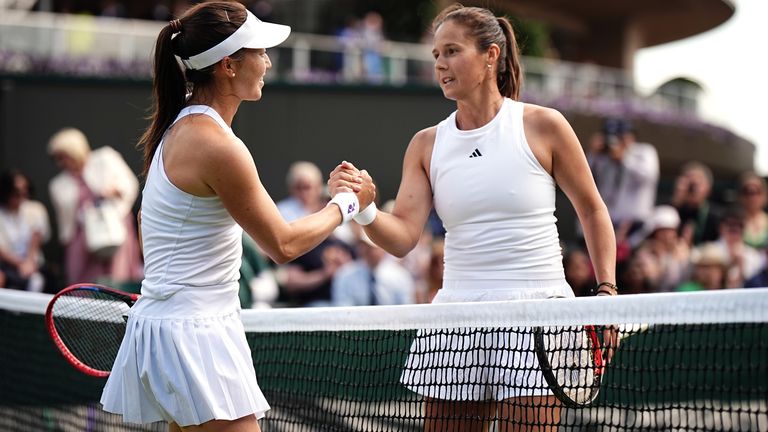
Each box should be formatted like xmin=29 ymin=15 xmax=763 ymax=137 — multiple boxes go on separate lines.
xmin=487 ymin=64 xmax=492 ymax=69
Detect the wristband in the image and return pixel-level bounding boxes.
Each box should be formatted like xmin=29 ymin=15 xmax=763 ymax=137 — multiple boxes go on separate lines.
xmin=328 ymin=192 xmax=359 ymax=224
xmin=353 ymin=203 xmax=377 ymax=225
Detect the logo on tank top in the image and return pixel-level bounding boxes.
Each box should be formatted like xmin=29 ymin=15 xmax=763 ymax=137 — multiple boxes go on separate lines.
xmin=469 ymin=148 xmax=483 ymax=158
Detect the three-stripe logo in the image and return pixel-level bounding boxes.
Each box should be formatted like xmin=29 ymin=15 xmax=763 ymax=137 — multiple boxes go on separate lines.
xmin=469 ymin=148 xmax=483 ymax=158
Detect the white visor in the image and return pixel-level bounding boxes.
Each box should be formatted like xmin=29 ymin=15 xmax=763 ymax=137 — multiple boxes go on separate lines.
xmin=181 ymin=11 xmax=291 ymax=70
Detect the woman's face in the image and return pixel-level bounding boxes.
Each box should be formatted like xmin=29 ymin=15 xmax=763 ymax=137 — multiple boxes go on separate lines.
xmin=232 ymin=48 xmax=272 ymax=101
xmin=432 ymin=20 xmax=488 ymax=101
xmin=739 ymin=178 xmax=766 ymax=211
xmin=52 ymin=151 xmax=82 ymax=174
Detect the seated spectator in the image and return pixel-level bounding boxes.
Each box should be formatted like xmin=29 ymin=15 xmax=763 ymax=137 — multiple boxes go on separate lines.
xmin=239 ymin=233 xmax=279 ymax=309
xmin=737 ymin=172 xmax=768 ymax=250
xmin=711 ymin=207 xmax=764 ymax=288
xmin=274 ymin=161 xmax=354 ymax=306
xmin=676 ymin=243 xmax=728 ymax=291
xmin=332 ymin=233 xmax=415 ymax=306
xmin=618 ymin=248 xmax=660 ymax=295
xmin=0 ymin=170 xmax=46 ymax=292
xmin=671 ymin=161 xmax=720 ymax=245
xmin=637 ymin=205 xmax=690 ymax=292
xmin=563 ymin=246 xmax=595 ymax=297
xmin=10 ymin=170 xmax=51 ymax=246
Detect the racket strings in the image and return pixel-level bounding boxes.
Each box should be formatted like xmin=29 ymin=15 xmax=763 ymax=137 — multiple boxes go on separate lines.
xmin=51 ymin=291 xmax=131 ymax=373
xmin=538 ymin=325 xmax=603 ymax=406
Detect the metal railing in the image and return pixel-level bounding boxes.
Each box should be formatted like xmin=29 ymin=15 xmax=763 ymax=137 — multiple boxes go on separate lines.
xmin=0 ymin=10 xmax=698 ymax=115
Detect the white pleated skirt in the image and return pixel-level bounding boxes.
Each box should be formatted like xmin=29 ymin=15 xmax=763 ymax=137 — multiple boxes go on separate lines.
xmin=400 ymin=279 xmax=573 ymax=401
xmin=100 ymin=283 xmax=270 ymax=427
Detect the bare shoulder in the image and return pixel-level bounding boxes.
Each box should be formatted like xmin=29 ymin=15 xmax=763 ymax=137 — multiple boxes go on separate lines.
xmin=164 ymin=114 xmax=253 ymax=195
xmin=405 ymin=126 xmax=437 ymax=172
xmin=175 ymin=116 xmax=248 ymax=164
xmin=522 ymin=103 xmax=571 ymax=138
xmin=411 ymin=126 xmax=437 ymax=148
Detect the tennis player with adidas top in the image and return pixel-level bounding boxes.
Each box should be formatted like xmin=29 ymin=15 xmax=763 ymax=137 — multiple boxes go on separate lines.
xmin=331 ymin=4 xmax=618 ymax=431
xmin=99 ymin=2 xmax=373 ymax=431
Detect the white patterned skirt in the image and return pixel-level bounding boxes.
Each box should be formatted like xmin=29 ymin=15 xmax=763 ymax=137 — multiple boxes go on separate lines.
xmin=100 ymin=283 xmax=270 ymax=426
xmin=400 ymin=279 xmax=573 ymax=401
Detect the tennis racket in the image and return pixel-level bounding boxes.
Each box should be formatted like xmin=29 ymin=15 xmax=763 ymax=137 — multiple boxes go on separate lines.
xmin=45 ymin=283 xmax=138 ymax=377
xmin=533 ymin=324 xmax=604 ymax=407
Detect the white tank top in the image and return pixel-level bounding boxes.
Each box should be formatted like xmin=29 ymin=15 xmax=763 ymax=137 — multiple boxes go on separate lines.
xmin=140 ymin=105 xmax=243 ymax=299
xmin=430 ymin=98 xmax=565 ymax=281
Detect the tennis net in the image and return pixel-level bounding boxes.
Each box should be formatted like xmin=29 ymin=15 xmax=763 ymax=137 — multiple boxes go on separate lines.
xmin=1 ymin=288 xmax=767 ymax=431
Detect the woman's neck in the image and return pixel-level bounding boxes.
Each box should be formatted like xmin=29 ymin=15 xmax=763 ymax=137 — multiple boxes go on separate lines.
xmin=455 ymin=94 xmax=505 ymax=130
xmin=187 ymin=91 xmax=240 ymax=127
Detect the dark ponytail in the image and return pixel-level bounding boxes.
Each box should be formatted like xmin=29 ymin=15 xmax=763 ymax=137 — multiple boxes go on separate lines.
xmin=496 ymin=17 xmax=523 ymax=100
xmin=138 ymin=24 xmax=187 ymax=178
xmin=432 ymin=4 xmax=524 ymax=100
xmin=137 ymin=1 xmax=247 ymax=178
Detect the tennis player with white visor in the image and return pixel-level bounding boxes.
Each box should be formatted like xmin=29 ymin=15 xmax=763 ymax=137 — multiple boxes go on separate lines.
xmin=100 ymin=2 xmax=374 ymax=431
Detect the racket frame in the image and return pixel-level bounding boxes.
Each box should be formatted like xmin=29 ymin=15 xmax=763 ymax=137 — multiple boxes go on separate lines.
xmin=533 ymin=324 xmax=604 ymax=408
xmin=45 ymin=283 xmax=138 ymax=377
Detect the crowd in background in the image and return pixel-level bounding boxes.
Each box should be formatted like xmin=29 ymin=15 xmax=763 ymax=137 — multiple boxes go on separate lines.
xmin=1 ymin=116 xmax=767 ymax=305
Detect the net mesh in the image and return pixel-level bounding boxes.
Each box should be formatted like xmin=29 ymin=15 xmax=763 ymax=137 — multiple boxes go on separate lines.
xmin=1 ymin=288 xmax=767 ymax=431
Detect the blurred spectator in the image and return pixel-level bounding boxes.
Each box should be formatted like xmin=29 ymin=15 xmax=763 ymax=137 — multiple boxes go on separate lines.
xmin=239 ymin=233 xmax=278 ymax=309
xmin=47 ymin=128 xmax=143 ymax=286
xmin=711 ymin=207 xmax=764 ymax=288
xmin=332 ymin=233 xmax=414 ymax=306
xmin=670 ymin=161 xmax=720 ymax=245
xmin=360 ymin=11 xmax=385 ymax=83
xmin=618 ymin=248 xmax=660 ymax=295
xmin=99 ymin=0 xmax=126 ymax=17
xmin=563 ymin=246 xmax=595 ymax=297
xmin=336 ymin=15 xmax=362 ymax=79
xmin=379 ymin=199 xmax=434 ymax=301
xmin=737 ymin=172 xmax=768 ymax=249
xmin=0 ymin=170 xmax=46 ymax=292
xmin=336 ymin=11 xmax=386 ymax=83
xmin=277 ymin=161 xmax=326 ymax=221
xmin=8 ymin=170 xmax=51 ymax=245
xmin=676 ymin=242 xmax=728 ymax=291
xmin=247 ymin=0 xmax=274 ymax=21
xmin=275 ymin=161 xmax=353 ymax=306
xmin=587 ymin=117 xmax=659 ymax=246
xmin=637 ymin=205 xmax=690 ymax=292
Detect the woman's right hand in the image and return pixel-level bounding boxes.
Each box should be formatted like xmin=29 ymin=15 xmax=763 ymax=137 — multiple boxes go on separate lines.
xmin=328 ymin=161 xmax=363 ymax=195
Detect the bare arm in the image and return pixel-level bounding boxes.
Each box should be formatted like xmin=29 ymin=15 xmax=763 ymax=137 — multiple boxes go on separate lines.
xmin=526 ymin=107 xmax=616 ymax=287
xmin=166 ymin=119 xmax=374 ymax=264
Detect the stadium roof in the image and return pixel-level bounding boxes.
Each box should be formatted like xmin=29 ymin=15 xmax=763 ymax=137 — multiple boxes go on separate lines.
xmin=449 ymin=0 xmax=735 ymax=69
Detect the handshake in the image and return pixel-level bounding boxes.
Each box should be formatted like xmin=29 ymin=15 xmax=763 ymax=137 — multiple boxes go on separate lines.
xmin=326 ymin=161 xmax=378 ymax=225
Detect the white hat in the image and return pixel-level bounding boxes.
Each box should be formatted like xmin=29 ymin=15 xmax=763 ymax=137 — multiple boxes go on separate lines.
xmin=646 ymin=205 xmax=680 ymax=234
xmin=181 ymin=11 xmax=291 ymax=70
xmin=690 ymin=243 xmax=727 ymax=267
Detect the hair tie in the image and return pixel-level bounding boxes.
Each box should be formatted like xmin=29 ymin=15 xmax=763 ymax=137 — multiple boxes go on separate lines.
xmin=169 ymin=19 xmax=182 ymax=33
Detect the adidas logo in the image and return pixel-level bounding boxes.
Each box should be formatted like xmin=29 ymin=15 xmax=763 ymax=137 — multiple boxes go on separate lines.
xmin=469 ymin=148 xmax=483 ymax=158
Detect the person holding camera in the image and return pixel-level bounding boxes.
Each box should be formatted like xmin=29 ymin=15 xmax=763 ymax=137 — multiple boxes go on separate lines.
xmin=671 ymin=161 xmax=721 ymax=245
xmin=587 ymin=117 xmax=660 ymax=246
